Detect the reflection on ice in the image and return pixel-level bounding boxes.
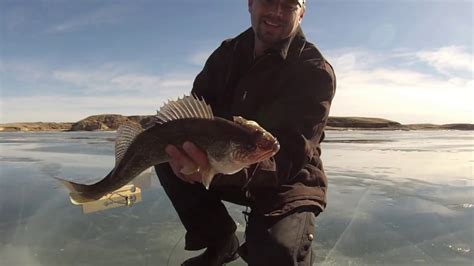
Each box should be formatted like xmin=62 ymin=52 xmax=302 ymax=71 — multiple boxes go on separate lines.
xmin=0 ymin=156 xmax=42 ymax=163
xmin=0 ymin=130 xmax=472 ymax=265
xmin=65 ymin=169 xmax=153 ymax=214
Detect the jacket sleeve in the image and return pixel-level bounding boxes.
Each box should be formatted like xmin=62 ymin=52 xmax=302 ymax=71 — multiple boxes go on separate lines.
xmin=247 ymin=60 xmax=336 ymax=188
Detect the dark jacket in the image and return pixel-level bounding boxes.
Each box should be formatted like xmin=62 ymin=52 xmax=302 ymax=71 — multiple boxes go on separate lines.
xmin=189 ymin=27 xmax=335 ymax=216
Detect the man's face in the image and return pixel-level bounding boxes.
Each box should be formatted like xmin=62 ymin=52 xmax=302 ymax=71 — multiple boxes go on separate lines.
xmin=248 ymin=0 xmax=305 ymax=46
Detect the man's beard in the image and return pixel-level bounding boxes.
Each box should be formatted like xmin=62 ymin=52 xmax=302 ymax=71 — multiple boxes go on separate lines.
xmin=255 ymin=24 xmax=284 ymax=46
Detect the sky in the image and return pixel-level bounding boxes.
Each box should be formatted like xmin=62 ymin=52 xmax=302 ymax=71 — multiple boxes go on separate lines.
xmin=0 ymin=0 xmax=472 ymax=124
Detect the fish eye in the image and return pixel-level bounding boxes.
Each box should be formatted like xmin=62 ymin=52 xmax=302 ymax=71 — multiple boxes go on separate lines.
xmin=245 ymin=143 xmax=256 ymax=151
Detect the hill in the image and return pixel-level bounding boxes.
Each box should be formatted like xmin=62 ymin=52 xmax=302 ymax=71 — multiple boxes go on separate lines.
xmin=0 ymin=115 xmax=472 ymax=132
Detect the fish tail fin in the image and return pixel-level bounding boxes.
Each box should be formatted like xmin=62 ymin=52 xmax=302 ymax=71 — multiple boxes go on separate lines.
xmin=54 ymin=177 xmax=96 ymax=205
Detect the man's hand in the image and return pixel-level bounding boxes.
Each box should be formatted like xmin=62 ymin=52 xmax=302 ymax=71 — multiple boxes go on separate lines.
xmin=165 ymin=141 xmax=210 ymax=184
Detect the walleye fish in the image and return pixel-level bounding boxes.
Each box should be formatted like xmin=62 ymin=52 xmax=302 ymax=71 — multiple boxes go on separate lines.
xmin=55 ymin=95 xmax=280 ymax=204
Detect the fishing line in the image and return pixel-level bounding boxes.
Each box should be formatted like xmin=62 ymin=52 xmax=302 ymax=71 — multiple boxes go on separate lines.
xmin=240 ymin=161 xmax=262 ymax=244
xmin=167 ymin=231 xmax=186 ymax=266
xmin=323 ymin=186 xmax=372 ymax=263
xmin=242 ymin=162 xmax=261 ymax=192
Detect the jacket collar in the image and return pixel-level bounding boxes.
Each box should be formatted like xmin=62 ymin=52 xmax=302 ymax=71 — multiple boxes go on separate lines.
xmin=236 ymin=26 xmax=307 ymax=61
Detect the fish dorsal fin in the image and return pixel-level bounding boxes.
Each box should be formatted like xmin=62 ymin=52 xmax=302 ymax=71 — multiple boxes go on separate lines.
xmin=115 ymin=121 xmax=143 ymax=165
xmin=154 ymin=94 xmax=214 ymax=124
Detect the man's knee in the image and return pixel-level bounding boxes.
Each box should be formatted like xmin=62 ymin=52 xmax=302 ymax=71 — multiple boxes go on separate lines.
xmin=245 ymin=208 xmax=317 ymax=265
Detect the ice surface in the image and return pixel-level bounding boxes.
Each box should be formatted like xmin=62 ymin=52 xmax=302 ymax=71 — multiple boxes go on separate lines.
xmin=0 ymin=130 xmax=472 ymax=265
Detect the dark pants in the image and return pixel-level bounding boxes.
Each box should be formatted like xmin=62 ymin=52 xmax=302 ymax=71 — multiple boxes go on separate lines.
xmin=155 ymin=164 xmax=317 ymax=266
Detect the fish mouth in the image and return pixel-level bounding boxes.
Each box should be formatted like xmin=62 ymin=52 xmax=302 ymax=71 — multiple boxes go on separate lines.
xmin=253 ymin=143 xmax=280 ymax=162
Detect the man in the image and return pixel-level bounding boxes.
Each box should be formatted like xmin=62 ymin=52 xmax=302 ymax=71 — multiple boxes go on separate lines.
xmin=155 ymin=0 xmax=336 ymax=265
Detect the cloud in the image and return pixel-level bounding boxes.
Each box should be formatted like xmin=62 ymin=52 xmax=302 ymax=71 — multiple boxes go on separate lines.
xmin=1 ymin=62 xmax=195 ymax=123
xmin=45 ymin=5 xmax=132 ymax=33
xmin=1 ymin=94 xmax=184 ymax=123
xmin=328 ymin=46 xmax=473 ymax=90
xmin=52 ymin=67 xmax=192 ymax=94
xmin=325 ymin=46 xmax=473 ymax=124
xmin=0 ymin=61 xmax=50 ymax=82
xmin=2 ymin=61 xmax=193 ymax=95
xmin=52 ymin=68 xmax=163 ymax=93
xmin=189 ymin=51 xmax=212 ymax=66
xmin=329 ymin=45 xmax=473 ymax=78
xmin=2 ymin=46 xmax=472 ymax=124
xmin=415 ymin=46 xmax=473 ymax=76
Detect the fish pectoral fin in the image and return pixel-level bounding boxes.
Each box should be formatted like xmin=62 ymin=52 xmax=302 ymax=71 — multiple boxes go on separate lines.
xmin=177 ymin=165 xmax=215 ymax=190
xmin=200 ymin=169 xmax=216 ymax=190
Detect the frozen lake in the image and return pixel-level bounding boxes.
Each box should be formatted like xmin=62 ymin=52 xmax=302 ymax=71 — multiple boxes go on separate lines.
xmin=0 ymin=130 xmax=472 ymax=265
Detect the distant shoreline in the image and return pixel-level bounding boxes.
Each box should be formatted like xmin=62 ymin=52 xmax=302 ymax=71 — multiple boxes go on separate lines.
xmin=1 ymin=114 xmax=473 ymax=132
